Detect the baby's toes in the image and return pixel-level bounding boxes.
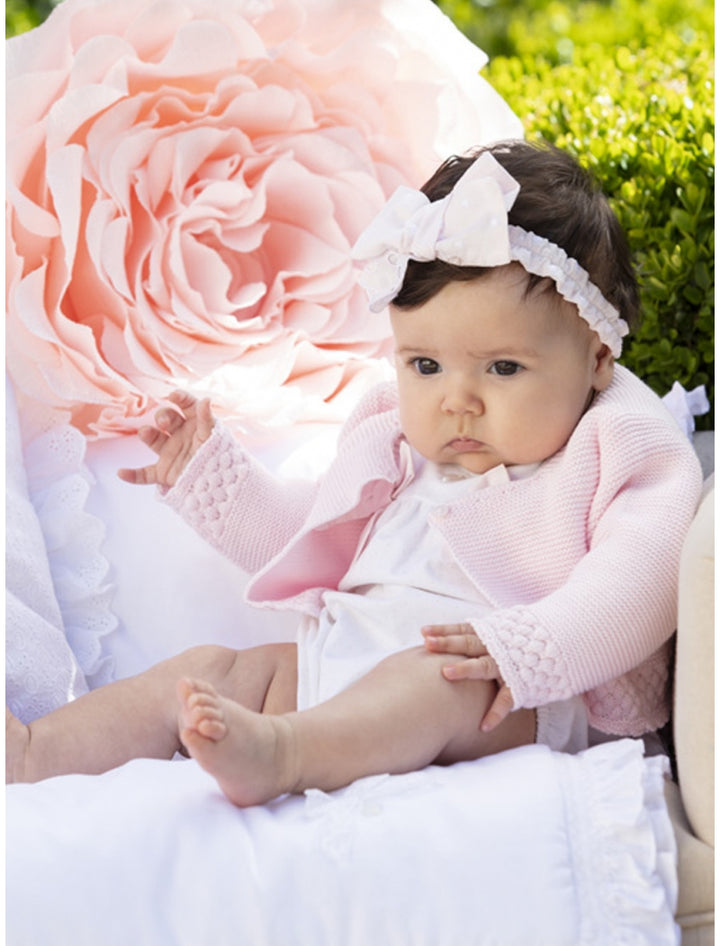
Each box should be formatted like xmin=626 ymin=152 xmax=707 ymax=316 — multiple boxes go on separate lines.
xmin=186 ymin=690 xmax=220 ymax=714
xmin=195 ymin=712 xmax=227 ymax=741
xmin=179 ymin=695 xmax=226 ymax=742
xmin=177 ymin=677 xmax=225 ymax=737
xmin=177 ymin=677 xmax=220 ymax=713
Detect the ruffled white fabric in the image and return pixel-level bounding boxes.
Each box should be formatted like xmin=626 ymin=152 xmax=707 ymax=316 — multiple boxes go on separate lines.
xmin=561 ymin=739 xmax=678 ymax=945
xmin=6 ymin=376 xmax=115 ymax=723
xmin=352 ymin=151 xmax=629 ymax=356
xmin=7 ymin=739 xmax=678 ymax=945
xmin=353 ymin=150 xmax=520 ymax=308
xmin=661 ymin=380 xmax=710 ymax=440
xmin=507 ymin=226 xmax=629 ymax=357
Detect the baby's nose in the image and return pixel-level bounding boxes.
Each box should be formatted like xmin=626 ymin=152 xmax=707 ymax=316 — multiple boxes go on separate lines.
xmin=440 ymin=380 xmax=484 ymax=414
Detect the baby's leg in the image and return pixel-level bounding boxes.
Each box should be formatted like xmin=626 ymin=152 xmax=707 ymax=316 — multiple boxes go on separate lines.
xmin=177 ymin=646 xmax=535 ymax=807
xmin=6 ymin=642 xmax=297 ymax=783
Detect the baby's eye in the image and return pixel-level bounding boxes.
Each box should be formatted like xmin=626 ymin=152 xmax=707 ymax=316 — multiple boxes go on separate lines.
xmin=489 ymin=360 xmax=523 ymax=377
xmin=411 ymin=357 xmax=441 ymax=376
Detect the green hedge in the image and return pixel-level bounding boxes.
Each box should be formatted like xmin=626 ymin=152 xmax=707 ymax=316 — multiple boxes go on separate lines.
xmin=5 ymin=0 xmax=57 ymax=36
xmin=439 ymin=0 xmax=714 ymax=428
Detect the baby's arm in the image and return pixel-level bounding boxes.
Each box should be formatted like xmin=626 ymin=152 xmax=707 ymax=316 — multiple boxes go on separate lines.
xmin=153 ymin=380 xmax=399 ymax=577
xmin=457 ymin=415 xmax=701 ymax=727
xmin=426 ymin=412 xmax=703 ymax=734
xmin=118 ymin=391 xmax=214 ymax=488
xmin=118 ymin=390 xmax=318 ymax=575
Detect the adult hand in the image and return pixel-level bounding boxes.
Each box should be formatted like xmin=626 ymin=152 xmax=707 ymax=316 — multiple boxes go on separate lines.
xmin=422 ymin=623 xmax=514 ymax=731
xmin=118 ymin=391 xmax=215 ymax=488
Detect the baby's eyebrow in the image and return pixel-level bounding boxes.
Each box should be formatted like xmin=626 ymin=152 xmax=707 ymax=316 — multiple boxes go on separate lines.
xmin=394 ymin=344 xmax=542 ymax=361
xmin=466 ymin=346 xmax=540 ymax=360
xmin=395 ymin=345 xmax=439 ymax=356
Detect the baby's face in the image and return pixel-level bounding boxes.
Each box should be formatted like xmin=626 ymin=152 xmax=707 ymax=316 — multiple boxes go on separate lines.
xmin=390 ymin=264 xmax=614 ymax=475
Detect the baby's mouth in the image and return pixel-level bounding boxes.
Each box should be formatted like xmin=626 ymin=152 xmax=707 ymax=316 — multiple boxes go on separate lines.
xmin=448 ymin=437 xmax=485 ymax=451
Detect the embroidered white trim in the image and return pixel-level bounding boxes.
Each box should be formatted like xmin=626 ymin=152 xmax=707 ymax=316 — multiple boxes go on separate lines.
xmin=352 ymin=151 xmax=629 ymax=357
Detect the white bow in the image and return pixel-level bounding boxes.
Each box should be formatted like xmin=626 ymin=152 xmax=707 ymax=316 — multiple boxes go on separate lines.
xmin=352 ymin=151 xmax=520 ymax=312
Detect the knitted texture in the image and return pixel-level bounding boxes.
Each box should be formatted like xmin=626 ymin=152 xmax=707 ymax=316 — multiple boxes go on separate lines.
xmin=584 ymin=646 xmax=672 ymax=735
xmin=163 ymin=365 xmax=703 ymax=735
xmin=163 ymin=424 xmax=316 ymax=577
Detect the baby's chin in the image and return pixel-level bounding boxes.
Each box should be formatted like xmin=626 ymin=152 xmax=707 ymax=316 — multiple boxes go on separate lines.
xmin=435 ymin=446 xmax=550 ymax=476
xmin=430 ymin=446 xmax=506 ymax=476
xmin=453 ymin=456 xmax=506 ymax=475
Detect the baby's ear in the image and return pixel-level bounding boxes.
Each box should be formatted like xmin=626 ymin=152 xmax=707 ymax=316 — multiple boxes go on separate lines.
xmin=592 ymin=344 xmax=615 ymax=391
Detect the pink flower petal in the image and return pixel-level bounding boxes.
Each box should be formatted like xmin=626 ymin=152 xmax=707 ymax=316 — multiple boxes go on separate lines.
xmin=66 ymin=34 xmax=133 ymax=90
xmin=158 ymin=20 xmax=258 ymax=76
xmin=45 ymin=145 xmax=84 ymax=279
xmin=8 ymin=184 xmax=61 ymax=240
xmin=7 ymin=0 xmax=521 ymax=437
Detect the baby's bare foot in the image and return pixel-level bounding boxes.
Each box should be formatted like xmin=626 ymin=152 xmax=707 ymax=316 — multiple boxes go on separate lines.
xmin=6 ymin=707 xmax=30 ymax=783
xmin=176 ymin=678 xmax=298 ymax=807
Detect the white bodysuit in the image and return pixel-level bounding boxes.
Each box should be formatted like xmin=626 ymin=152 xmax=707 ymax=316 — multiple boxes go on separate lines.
xmin=296 ymin=452 xmax=588 ymax=753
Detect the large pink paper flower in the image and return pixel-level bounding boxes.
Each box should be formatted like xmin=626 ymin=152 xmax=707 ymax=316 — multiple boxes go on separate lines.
xmin=7 ymin=0 xmax=521 ymax=437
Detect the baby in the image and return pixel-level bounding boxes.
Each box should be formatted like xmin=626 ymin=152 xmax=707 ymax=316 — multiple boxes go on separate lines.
xmin=7 ymin=140 xmax=702 ymax=807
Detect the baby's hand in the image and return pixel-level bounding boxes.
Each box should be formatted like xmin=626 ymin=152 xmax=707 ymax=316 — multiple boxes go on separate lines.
xmin=118 ymin=391 xmax=215 ymax=488
xmin=422 ymin=623 xmax=514 ymax=732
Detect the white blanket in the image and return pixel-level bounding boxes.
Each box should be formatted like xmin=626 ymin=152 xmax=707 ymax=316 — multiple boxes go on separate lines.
xmin=7 ymin=741 xmax=677 ymax=946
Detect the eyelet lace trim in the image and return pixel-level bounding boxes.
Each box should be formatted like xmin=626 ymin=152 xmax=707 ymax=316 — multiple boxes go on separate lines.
xmin=7 ymin=379 xmax=116 ymax=722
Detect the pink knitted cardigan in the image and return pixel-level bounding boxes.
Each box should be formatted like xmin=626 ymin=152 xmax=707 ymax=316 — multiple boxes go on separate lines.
xmin=163 ymin=365 xmax=703 ymax=736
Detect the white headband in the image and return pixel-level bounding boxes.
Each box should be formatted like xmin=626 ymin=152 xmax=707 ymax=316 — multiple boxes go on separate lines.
xmin=352 ymin=151 xmax=629 ymax=357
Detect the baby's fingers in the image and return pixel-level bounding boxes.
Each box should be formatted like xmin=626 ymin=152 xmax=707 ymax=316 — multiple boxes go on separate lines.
xmin=195 ymin=397 xmax=214 ymax=443
xmin=135 ymin=424 xmax=169 ymax=453
xmin=167 ymin=389 xmax=198 ymax=411
xmin=154 ymin=391 xmax=203 ymax=434
xmin=117 ymin=463 xmax=160 ymax=486
xmin=155 ymin=408 xmax=186 ymax=435
xmin=116 ymin=426 xmax=167 ymax=484
xmin=423 ymin=622 xmax=474 ymax=639
xmin=480 ymin=684 xmax=515 ymax=732
xmin=423 ymin=623 xmax=485 ymax=657
xmin=442 ymin=654 xmax=500 ymax=682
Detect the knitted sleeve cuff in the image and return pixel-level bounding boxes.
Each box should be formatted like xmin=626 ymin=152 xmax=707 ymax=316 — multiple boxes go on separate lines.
xmin=469 ymin=608 xmax=575 ymax=710
xmin=161 ymin=424 xmax=249 ymax=521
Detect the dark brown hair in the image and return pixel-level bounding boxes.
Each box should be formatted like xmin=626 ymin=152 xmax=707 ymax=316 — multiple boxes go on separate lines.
xmin=392 ymin=139 xmax=640 ymax=331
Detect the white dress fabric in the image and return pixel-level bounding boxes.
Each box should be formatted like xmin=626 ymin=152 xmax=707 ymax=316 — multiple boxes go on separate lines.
xmin=297 ymin=450 xmax=589 ymax=752
xmin=298 ymin=453 xmax=515 ymax=708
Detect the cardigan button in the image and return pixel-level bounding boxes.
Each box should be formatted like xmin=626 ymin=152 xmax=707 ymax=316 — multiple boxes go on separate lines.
xmin=432 ymin=505 xmax=451 ymax=521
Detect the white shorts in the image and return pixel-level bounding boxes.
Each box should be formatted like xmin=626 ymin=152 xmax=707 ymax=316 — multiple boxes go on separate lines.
xmin=535 ymin=696 xmax=666 ymax=756
xmin=535 ymin=696 xmax=589 ymax=753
